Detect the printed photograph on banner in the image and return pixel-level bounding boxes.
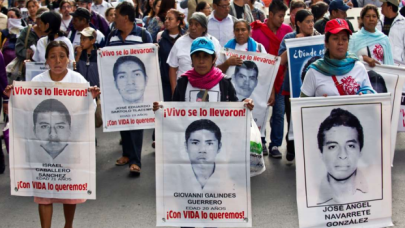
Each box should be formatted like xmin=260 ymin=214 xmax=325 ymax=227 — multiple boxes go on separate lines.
xmin=302 ymin=105 xmax=382 ymax=207
xmin=97 ymin=44 xmax=163 ymax=132
xmin=222 ymin=49 xmax=280 ymax=135
xmin=286 ymin=36 xmax=325 ymax=98
xmin=9 ymin=81 xmax=96 ymax=199
xmin=155 ymin=102 xmax=252 ymax=227
xmin=399 ymin=92 xmax=405 ymax=131
xmin=291 ymin=95 xmax=393 ymax=228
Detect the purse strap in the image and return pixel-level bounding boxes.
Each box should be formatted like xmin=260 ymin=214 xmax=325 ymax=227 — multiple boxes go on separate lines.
xmin=332 ymin=75 xmax=346 ymax=96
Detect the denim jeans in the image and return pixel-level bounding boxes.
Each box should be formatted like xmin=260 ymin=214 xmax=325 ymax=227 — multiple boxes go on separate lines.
xmin=120 ymin=130 xmax=144 ymax=167
xmin=269 ymin=90 xmax=285 ymax=149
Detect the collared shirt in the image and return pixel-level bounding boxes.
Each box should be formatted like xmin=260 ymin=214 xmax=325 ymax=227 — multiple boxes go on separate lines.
xmin=106 ymin=23 xmax=153 ymax=46
xmin=207 ymin=12 xmax=235 ymax=47
xmin=91 ymin=1 xmax=112 ymax=18
xmin=317 ymin=170 xmax=369 ymax=206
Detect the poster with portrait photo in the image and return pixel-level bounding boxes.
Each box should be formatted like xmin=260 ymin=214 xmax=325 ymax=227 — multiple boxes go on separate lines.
xmin=286 ymin=35 xmax=325 ymax=98
xmin=25 ymin=62 xmax=74 ymax=81
xmin=290 ymin=94 xmax=392 ymax=228
xmin=222 ymin=49 xmax=280 ymax=136
xmin=155 ymin=102 xmax=252 ymax=227
xmin=97 ymin=44 xmax=163 ymax=132
xmin=363 ymin=64 xmax=405 ymax=163
xmin=9 ymin=81 xmax=96 ymax=199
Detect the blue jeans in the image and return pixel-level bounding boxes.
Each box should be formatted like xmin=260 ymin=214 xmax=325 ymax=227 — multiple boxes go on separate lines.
xmin=269 ymin=90 xmax=285 ymax=149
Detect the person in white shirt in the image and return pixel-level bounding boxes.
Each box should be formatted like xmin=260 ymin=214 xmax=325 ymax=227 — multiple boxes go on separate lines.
xmin=91 ymin=0 xmax=112 ymax=18
xmin=208 ymin=0 xmax=236 ymax=46
xmin=33 ymin=11 xmax=75 ymax=62
xmin=59 ymin=0 xmax=73 ymax=32
xmin=166 ymin=12 xmax=222 ymax=95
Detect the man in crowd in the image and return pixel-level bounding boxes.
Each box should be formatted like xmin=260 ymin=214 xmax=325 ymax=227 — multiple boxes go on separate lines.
xmin=73 ymin=0 xmax=110 ymax=37
xmin=106 ymin=1 xmax=153 ymax=174
xmin=314 ymin=0 xmax=354 ymax=34
xmin=91 ymin=0 xmax=112 ymax=18
xmin=377 ymin=0 xmax=405 ymax=63
xmin=229 ymin=0 xmax=254 ymax=23
xmin=251 ymin=0 xmax=292 ymax=157
xmin=69 ymin=7 xmax=105 ymax=48
xmin=208 ymin=0 xmax=235 ymax=46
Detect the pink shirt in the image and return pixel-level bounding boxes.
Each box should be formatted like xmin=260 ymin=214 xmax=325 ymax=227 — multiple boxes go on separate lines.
xmin=251 ymin=22 xmax=293 ymax=54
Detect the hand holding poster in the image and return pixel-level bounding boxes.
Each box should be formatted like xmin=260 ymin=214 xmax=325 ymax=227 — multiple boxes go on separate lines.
xmin=291 ymin=94 xmax=392 ymax=228
xmin=155 ymin=102 xmax=252 ymax=227
xmin=97 ymin=44 xmax=163 ymax=132
xmin=286 ymin=35 xmax=325 ymax=98
xmin=9 ymin=81 xmax=96 ymax=199
xmin=222 ymin=49 xmax=280 ymax=135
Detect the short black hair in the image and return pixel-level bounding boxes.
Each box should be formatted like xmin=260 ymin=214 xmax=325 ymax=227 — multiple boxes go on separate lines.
xmin=33 ymin=99 xmax=71 ymax=127
xmin=190 ymin=51 xmax=216 ymax=62
xmin=196 ymin=1 xmax=209 ymax=12
xmin=113 ymin=56 xmax=147 ymax=81
xmin=269 ymin=0 xmax=288 ymax=15
xmin=8 ymin=7 xmax=21 ymax=18
xmin=368 ymin=70 xmax=387 ymax=93
xmin=235 ymin=61 xmax=259 ymax=77
xmin=213 ymin=0 xmax=222 ymax=6
xmin=317 ymin=108 xmax=364 ymax=153
xmin=185 ymin=119 xmax=222 ymax=146
xmin=301 ymin=56 xmax=322 ymax=81
xmin=116 ymin=1 xmax=135 ymax=22
xmin=387 ymin=1 xmax=399 ymax=13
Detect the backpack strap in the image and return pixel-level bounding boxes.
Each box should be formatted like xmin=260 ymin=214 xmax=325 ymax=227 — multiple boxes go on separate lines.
xmin=141 ymin=27 xmax=147 ymax=43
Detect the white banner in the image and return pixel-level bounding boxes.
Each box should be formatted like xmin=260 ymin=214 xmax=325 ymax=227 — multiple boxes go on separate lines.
xmin=291 ymin=94 xmax=392 ymax=228
xmin=155 ymin=102 xmax=252 ymax=227
xmin=9 ymin=81 xmax=96 ymax=199
xmin=97 ymin=44 xmax=163 ymax=132
xmin=363 ymin=65 xmax=405 ymax=163
xmin=222 ymin=49 xmax=280 ymax=136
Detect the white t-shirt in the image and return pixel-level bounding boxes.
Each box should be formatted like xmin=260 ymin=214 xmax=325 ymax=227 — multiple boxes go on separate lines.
xmin=32 ymin=36 xmax=75 ymax=62
xmin=32 ymin=69 xmax=88 ymax=84
xmin=166 ymin=34 xmax=222 ymax=78
xmin=301 ymin=61 xmax=372 ymax=97
xmin=357 ymin=44 xmax=385 ymax=63
xmin=60 ymin=17 xmax=72 ymax=32
xmin=217 ymin=41 xmax=267 ymax=66
xmin=185 ymin=82 xmax=220 ymax=102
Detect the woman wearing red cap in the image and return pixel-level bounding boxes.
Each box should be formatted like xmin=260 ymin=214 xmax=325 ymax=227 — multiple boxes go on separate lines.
xmin=300 ymin=18 xmax=375 ymax=97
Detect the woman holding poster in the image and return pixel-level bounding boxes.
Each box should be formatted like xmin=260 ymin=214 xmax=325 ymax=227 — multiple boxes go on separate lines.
xmin=278 ymin=9 xmax=321 ymax=162
xmin=300 ymin=19 xmax=376 ymax=97
xmin=4 ymin=41 xmax=99 ymax=228
xmin=348 ymin=4 xmax=394 ymax=67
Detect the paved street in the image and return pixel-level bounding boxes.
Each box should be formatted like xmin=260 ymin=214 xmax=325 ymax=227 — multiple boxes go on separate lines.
xmin=1 ymin=127 xmax=405 ymax=228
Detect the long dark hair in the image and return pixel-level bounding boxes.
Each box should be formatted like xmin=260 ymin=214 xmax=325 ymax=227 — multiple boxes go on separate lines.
xmin=157 ymin=0 xmax=175 ymax=22
xmin=295 ymin=9 xmax=313 ymax=34
xmin=359 ymin=4 xmax=380 ymax=28
xmin=40 ymin=11 xmax=66 ymax=42
xmin=147 ymin=0 xmax=161 ymax=23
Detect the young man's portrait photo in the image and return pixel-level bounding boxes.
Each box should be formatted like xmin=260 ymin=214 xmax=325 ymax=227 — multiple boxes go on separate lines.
xmin=232 ymin=61 xmax=259 ymax=101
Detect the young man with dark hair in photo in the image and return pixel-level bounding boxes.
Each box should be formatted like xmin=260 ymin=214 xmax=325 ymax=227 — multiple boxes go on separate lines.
xmin=185 ymin=119 xmax=222 ymax=189
xmin=316 ymin=108 xmax=368 ymax=205
xmin=233 ymin=61 xmax=259 ymax=101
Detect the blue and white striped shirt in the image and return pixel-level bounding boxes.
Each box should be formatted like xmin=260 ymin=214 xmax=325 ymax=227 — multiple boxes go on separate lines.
xmin=106 ymin=23 xmax=153 ymax=46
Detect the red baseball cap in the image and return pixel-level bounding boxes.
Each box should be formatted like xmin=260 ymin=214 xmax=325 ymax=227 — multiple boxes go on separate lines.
xmin=325 ymin=19 xmax=352 ymax=35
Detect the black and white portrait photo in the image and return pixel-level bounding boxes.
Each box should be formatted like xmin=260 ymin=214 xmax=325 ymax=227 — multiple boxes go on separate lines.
xmin=113 ymin=55 xmax=148 ymax=104
xmin=233 ymin=61 xmax=259 ymax=101
xmin=301 ymin=104 xmax=383 ymax=207
xmin=185 ymin=119 xmax=222 ymax=189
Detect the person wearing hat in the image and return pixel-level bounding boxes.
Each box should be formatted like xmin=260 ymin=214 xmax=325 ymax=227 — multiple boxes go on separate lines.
xmin=314 ymin=0 xmax=354 ymax=34
xmin=72 ymin=0 xmax=110 ymax=37
xmin=167 ymin=12 xmax=222 ymax=95
xmin=68 ymin=7 xmax=105 ymax=48
xmin=377 ymin=0 xmax=405 ymax=63
xmin=301 ymin=18 xmax=375 ymax=98
xmin=75 ymin=27 xmax=100 ymax=87
xmin=208 ymin=0 xmax=236 ymax=47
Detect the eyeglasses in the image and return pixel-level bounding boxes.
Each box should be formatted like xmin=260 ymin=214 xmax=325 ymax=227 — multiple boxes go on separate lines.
xmin=217 ymin=4 xmax=230 ymax=9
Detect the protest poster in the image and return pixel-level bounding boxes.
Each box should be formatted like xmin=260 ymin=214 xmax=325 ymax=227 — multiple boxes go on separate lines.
xmin=222 ymin=48 xmax=280 ymax=135
xmin=291 ymin=94 xmax=392 ymax=228
xmin=155 ymin=102 xmax=252 ymax=227
xmin=286 ymin=35 xmax=325 ymax=98
xmin=399 ymin=88 xmax=405 ymax=132
xmin=9 ymin=81 xmax=96 ymax=199
xmin=363 ymin=65 xmax=405 ymax=163
xmin=97 ymin=44 xmax=163 ymax=132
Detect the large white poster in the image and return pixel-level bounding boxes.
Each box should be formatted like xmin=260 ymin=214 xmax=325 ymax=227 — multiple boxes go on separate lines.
xmin=9 ymin=81 xmax=96 ymax=199
xmin=98 ymin=44 xmax=163 ymax=132
xmin=222 ymin=49 xmax=280 ymax=136
xmin=291 ymin=94 xmax=392 ymax=228
xmin=363 ymin=65 xmax=405 ymax=163
xmin=155 ymin=102 xmax=252 ymax=227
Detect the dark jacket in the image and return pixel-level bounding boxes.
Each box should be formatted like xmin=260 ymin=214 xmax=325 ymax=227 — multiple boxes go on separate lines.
xmin=68 ymin=11 xmax=110 ymax=38
xmin=75 ymin=48 xmax=99 ymax=87
xmin=158 ymin=30 xmax=183 ymax=85
xmin=15 ymin=26 xmax=40 ymax=61
xmin=173 ymin=76 xmax=239 ymax=102
xmin=314 ymin=17 xmax=355 ymax=34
